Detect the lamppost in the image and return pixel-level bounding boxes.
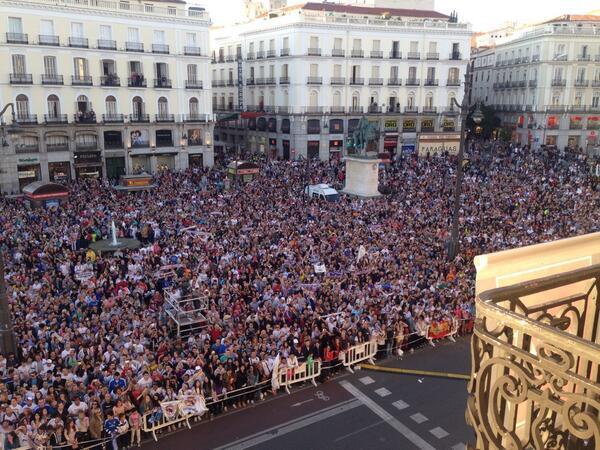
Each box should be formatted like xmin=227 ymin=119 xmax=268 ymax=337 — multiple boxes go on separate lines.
xmin=447 ymin=66 xmax=484 ymax=261
xmin=0 ymin=103 xmax=20 ymax=359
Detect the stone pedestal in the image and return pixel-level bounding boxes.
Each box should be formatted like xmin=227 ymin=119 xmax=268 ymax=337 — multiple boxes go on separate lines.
xmin=342 ymin=156 xmax=382 ymax=198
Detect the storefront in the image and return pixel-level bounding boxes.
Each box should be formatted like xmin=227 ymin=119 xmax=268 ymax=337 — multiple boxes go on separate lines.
xmin=156 ymin=154 xmax=175 ymax=171
xmin=383 ymin=119 xmax=399 ymax=155
xmin=105 ymin=157 xmax=125 ymax=182
xmin=130 ymin=155 xmax=151 ymax=173
xmin=417 ymin=133 xmax=461 ymax=157
xmin=329 ymin=140 xmax=343 ymax=160
xmin=269 ymin=138 xmax=277 ymax=159
xmin=307 ymin=140 xmax=320 ymax=160
xmin=17 ymin=159 xmax=42 ymax=191
xmin=282 ymin=140 xmax=291 ymax=160
xmin=567 ymin=135 xmax=581 ymax=149
xmin=48 ymin=161 xmax=71 ymax=183
xmin=189 ymin=153 xmax=204 ymax=169
xmin=74 ymin=151 xmax=102 ymax=179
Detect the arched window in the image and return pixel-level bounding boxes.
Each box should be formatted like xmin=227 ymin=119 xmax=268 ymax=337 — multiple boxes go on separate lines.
xmin=447 ymin=92 xmax=456 ymax=109
xmin=132 ymin=96 xmax=144 ymax=118
xmin=448 ymin=67 xmax=459 ymax=83
xmin=47 ymin=95 xmax=60 ymax=118
xmin=425 ymin=92 xmax=434 ymax=108
xmin=269 ymin=90 xmax=275 ymax=107
xmin=407 ymin=92 xmax=415 ymax=109
xmin=105 ymin=95 xmax=117 ymax=116
xmin=16 ymin=94 xmax=29 ymax=119
xmin=77 ymin=95 xmax=89 ymax=113
xmin=157 ymin=97 xmax=169 ymax=116
xmin=309 ymin=90 xmax=318 ymax=108
xmin=189 ymin=97 xmax=199 ymax=116
xmin=333 ymin=91 xmax=341 ymax=107
xmin=352 ymin=92 xmax=360 ymax=110
xmin=283 ymin=90 xmax=289 ymax=107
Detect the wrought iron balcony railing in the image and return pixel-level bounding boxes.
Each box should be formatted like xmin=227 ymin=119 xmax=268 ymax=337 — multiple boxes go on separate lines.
xmin=467 ymin=264 xmax=600 ymax=450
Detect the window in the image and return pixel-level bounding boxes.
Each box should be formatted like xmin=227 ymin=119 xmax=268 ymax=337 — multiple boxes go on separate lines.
xmin=428 ymin=41 xmax=437 ymax=52
xmin=334 ymin=38 xmax=342 ymax=49
xmin=283 ymin=37 xmax=289 ymax=49
xmin=448 ymin=67 xmax=459 ymax=81
xmin=310 ymin=64 xmax=318 ymax=77
xmin=8 ymin=17 xmax=23 ymax=34
xmin=99 ymin=25 xmax=112 ymax=40
xmin=352 ymin=65 xmax=360 ymax=79
xmin=105 ymin=96 xmax=117 ymax=115
xmin=555 ymin=43 xmax=566 ymax=58
xmin=427 ymin=67 xmax=436 ymax=80
xmin=592 ymin=94 xmax=599 ymax=108
xmin=44 ymin=56 xmax=57 ymax=76
xmin=372 ymin=40 xmax=380 ymax=51
xmin=155 ymin=63 xmax=168 ymax=79
xmin=16 ymin=94 xmax=29 ymax=118
xmin=553 ymin=67 xmax=564 ymax=80
xmin=333 ymin=91 xmax=341 ymax=107
xmin=40 ymin=20 xmax=54 ymax=36
xmin=71 ymin=22 xmax=83 ymax=37
xmin=353 ymin=39 xmax=361 ymax=50
xmin=309 ymin=91 xmax=318 ymax=108
xmin=408 ymin=67 xmax=417 ymax=79
xmin=128 ymin=27 xmax=140 ymax=42
xmin=132 ymin=96 xmax=144 ymax=116
xmin=576 ymin=68 xmax=586 ymax=82
xmin=281 ymin=64 xmax=288 ymax=77
xmin=390 ymin=66 xmax=398 ymax=78
xmin=47 ymin=95 xmax=60 ymax=117
xmin=73 ymin=57 xmax=89 ymax=77
xmin=371 ymin=66 xmax=380 ymax=78
xmin=101 ymin=59 xmax=116 ymax=76
xmin=157 ymin=97 xmax=169 ymax=116
xmin=410 ymin=41 xmax=418 ymax=52
xmin=269 ymin=39 xmax=275 ymax=51
xmin=189 ymin=97 xmax=199 ymax=115
xmin=187 ymin=64 xmax=198 ymax=81
xmin=581 ymin=45 xmax=588 ymax=57
xmin=77 ymin=95 xmax=90 ymax=113
xmin=186 ymin=33 xmax=196 ymax=46
xmin=269 ymin=65 xmax=275 ymax=78
xmin=12 ymin=55 xmax=26 ymax=74
xmin=153 ymin=30 xmax=165 ymax=44
xmin=425 ymin=93 xmax=434 ymax=108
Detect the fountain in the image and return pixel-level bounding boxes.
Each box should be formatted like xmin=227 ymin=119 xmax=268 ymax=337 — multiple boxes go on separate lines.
xmin=89 ymin=218 xmax=141 ymax=254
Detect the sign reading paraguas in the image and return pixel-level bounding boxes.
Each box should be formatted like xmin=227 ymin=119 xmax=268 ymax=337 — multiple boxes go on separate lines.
xmin=418 ymin=133 xmax=461 ymax=156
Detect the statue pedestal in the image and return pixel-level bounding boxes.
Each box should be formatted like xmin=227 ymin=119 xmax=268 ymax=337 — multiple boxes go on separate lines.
xmin=342 ymin=157 xmax=382 ymax=198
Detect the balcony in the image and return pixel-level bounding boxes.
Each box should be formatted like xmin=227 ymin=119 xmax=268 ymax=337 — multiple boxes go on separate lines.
xmin=6 ymin=32 xmax=28 ymax=44
xmin=577 ymin=54 xmax=591 ymax=61
xmin=183 ymin=114 xmax=208 ymax=123
xmin=386 ymin=106 xmax=402 ymax=113
xmin=422 ymin=106 xmax=437 ymax=114
xmin=443 ymin=107 xmax=459 ymax=116
xmin=330 ymin=77 xmax=345 ymax=85
xmin=529 ymin=79 xmax=538 ymax=88
xmin=130 ymin=113 xmax=150 ymax=123
xmin=9 ymin=73 xmax=33 ymax=85
xmin=387 ymin=78 xmax=402 ymax=86
xmin=152 ymin=44 xmax=169 ymax=54
xmin=332 ymin=49 xmax=345 ymax=57
xmin=349 ymin=78 xmax=364 ymax=85
xmin=351 ymin=49 xmax=364 ymax=58
xmin=279 ymin=77 xmax=290 ymax=85
xmin=74 ymin=112 xmax=96 ymax=124
xmin=246 ymin=78 xmax=255 ymax=85
xmin=75 ymin=142 xmax=97 ymax=151
xmin=184 ymin=46 xmax=202 ymax=56
xmin=126 ymin=42 xmax=144 ymax=52
xmin=551 ymin=78 xmax=566 ymax=87
xmin=39 ymin=35 xmax=59 ymax=46
xmin=404 ymin=106 xmax=418 ymax=114
xmin=102 ymin=113 xmax=124 ymax=123
xmin=330 ymin=106 xmax=345 ymax=114
xmin=593 ymin=80 xmax=600 ymax=87
xmin=446 ymin=78 xmax=461 ymax=86
xmin=553 ymin=54 xmax=568 ymax=61
xmin=280 ymin=48 xmax=290 ymax=56
xmin=265 ymin=77 xmax=276 ymax=85
xmin=72 ymin=75 xmax=93 ymax=86
xmin=307 ymin=76 xmax=323 ymax=85
xmin=225 ymin=55 xmax=234 ymax=62
xmin=574 ymin=79 xmax=589 ymax=87
xmin=405 ymin=78 xmax=420 ymax=86
xmin=246 ymin=52 xmax=255 ymax=60
xmin=305 ymin=106 xmax=323 ymax=114
xmin=100 ymin=75 xmax=120 ymax=87
xmin=154 ymin=78 xmax=172 ymax=88
xmin=307 ymin=48 xmax=321 ymax=56
xmin=449 ymin=52 xmax=461 ymax=60
xmin=155 ymin=114 xmax=175 ymax=122
xmin=256 ymin=50 xmax=265 ymax=59
xmin=277 ymin=106 xmax=291 ymax=114
xmin=266 ymin=50 xmax=276 ymax=58
xmin=389 ymin=51 xmax=402 ymax=59
xmin=185 ymin=80 xmax=203 ymax=89
xmin=15 ymin=144 xmax=39 ymax=154
xmin=532 ymin=54 xmax=541 ymax=62
xmin=424 ymin=78 xmax=439 ymax=86
xmin=69 ymin=37 xmax=88 ymax=48
xmin=407 ymin=52 xmax=420 ymax=60
xmin=369 ymin=78 xmax=383 ymax=86
xmin=367 ymin=105 xmax=382 ymax=113
xmin=227 ymin=79 xmax=236 ymax=86
xmin=128 ymin=76 xmax=147 ymax=88
xmin=255 ymin=78 xmax=266 ymax=85
xmin=15 ymin=114 xmax=38 ymax=125
xmin=46 ymin=143 xmax=69 ymax=152
xmin=44 ymin=114 xmax=68 ymax=124
xmin=467 ymin=235 xmax=600 ymax=450
xmin=348 ymin=106 xmax=363 ymax=114
xmin=426 ymin=52 xmax=439 ymax=60
xmin=97 ymin=39 xmax=116 ymax=50
xmin=370 ymin=50 xmax=383 ymax=58
xmin=518 ymin=80 xmax=526 ymax=87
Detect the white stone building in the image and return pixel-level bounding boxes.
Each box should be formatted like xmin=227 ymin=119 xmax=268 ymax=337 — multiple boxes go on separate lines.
xmin=471 ymin=14 xmax=600 ymax=151
xmin=0 ymin=0 xmax=214 ymax=194
xmin=211 ymin=2 xmax=471 ymax=161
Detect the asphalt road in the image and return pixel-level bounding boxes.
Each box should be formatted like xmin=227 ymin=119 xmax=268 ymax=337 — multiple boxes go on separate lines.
xmin=142 ymin=336 xmax=473 ymax=450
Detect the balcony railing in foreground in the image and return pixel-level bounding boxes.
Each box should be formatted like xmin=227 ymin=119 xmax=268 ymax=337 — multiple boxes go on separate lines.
xmin=467 ymin=264 xmax=600 ymax=450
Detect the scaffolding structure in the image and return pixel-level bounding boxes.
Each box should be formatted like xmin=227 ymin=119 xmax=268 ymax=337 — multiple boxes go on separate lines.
xmin=164 ymin=288 xmax=209 ymax=337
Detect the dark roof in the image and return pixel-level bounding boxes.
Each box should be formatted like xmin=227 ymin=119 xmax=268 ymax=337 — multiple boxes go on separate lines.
xmin=542 ymin=14 xmax=600 ymax=24
xmin=301 ymin=2 xmax=449 ymax=19
xmin=22 ymin=181 xmax=69 ymax=197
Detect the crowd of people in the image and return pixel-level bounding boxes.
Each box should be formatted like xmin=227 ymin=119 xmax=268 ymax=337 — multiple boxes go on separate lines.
xmin=0 ymin=142 xmax=597 ymax=449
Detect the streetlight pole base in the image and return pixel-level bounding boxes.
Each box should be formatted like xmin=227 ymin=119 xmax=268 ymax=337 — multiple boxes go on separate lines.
xmin=447 ymin=240 xmax=459 ymax=261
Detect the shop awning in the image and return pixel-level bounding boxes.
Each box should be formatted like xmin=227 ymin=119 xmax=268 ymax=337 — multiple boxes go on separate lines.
xmin=217 ymin=113 xmax=239 ymax=122
xmin=22 ymin=181 xmax=69 ymax=200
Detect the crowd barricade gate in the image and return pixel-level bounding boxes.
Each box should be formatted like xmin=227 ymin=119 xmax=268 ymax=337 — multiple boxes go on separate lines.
xmin=142 ymin=408 xmax=192 ymax=442
xmin=342 ymin=339 xmax=378 ymax=373
xmin=278 ymin=359 xmax=322 ymax=394
xmin=425 ymin=317 xmax=460 ymax=346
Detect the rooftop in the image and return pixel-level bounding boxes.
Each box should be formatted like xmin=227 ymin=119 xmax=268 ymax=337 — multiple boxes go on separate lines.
xmin=301 ymin=1 xmax=449 ymax=19
xmin=543 ymin=13 xmax=600 ymax=24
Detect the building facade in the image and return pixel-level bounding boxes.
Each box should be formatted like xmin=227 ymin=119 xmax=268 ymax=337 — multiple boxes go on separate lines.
xmin=471 ymin=15 xmax=600 ymax=151
xmin=0 ymin=0 xmax=214 ymax=194
xmin=211 ymin=2 xmax=471 ymax=161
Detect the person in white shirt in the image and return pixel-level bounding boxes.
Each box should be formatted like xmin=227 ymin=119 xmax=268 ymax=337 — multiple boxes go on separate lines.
xmin=67 ymin=397 xmax=88 ymax=417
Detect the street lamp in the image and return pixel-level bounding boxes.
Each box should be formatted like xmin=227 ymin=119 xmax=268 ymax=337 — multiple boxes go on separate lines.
xmin=446 ymin=64 xmax=483 ymax=261
xmin=0 ymin=103 xmax=20 ymax=359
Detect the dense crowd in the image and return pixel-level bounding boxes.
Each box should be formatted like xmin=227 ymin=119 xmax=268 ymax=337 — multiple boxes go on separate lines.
xmin=0 ymin=143 xmax=597 ymax=449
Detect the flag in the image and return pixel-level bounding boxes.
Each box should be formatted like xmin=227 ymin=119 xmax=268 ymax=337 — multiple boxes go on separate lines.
xmin=357 ymin=245 xmax=367 ymax=263
xmin=271 ymin=354 xmax=281 ymax=391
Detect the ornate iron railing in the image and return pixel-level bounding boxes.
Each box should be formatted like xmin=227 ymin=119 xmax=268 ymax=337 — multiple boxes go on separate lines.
xmin=467 ymin=265 xmax=600 ymax=449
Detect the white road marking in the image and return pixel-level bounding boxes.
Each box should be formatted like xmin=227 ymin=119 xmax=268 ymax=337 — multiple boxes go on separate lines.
xmin=213 ymin=399 xmax=361 ymax=450
xmin=451 ymin=443 xmax=466 ymax=450
xmin=410 ymin=413 xmax=429 ymax=424
xmin=374 ymin=387 xmax=392 ymax=397
xmin=359 ymin=376 xmax=375 ymax=385
xmin=291 ymin=399 xmax=314 ymax=407
xmin=333 ymin=420 xmax=385 ymax=442
xmin=392 ymin=400 xmax=409 ymax=410
xmin=429 ymin=426 xmax=450 ymax=439
xmin=340 ymin=380 xmax=436 ymax=450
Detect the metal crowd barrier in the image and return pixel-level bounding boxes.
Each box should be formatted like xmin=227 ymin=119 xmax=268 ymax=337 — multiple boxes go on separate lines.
xmin=278 ymin=359 xmax=322 ymax=394
xmin=342 ymin=339 xmax=378 ymax=373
